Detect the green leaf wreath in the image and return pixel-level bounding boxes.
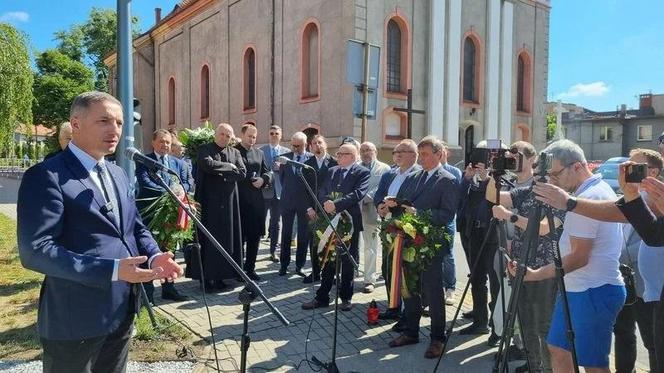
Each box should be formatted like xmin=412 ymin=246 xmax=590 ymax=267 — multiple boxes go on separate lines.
xmin=379 ymin=211 xmax=451 ymax=297
xmin=139 ymin=183 xmax=199 ymax=252
xmin=309 ymin=192 xmax=354 ymax=269
xmin=178 ymin=121 xmax=214 ymax=162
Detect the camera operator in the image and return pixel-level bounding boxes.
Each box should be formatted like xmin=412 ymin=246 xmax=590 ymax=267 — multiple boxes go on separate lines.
xmin=510 ymin=139 xmax=625 ymax=373
xmin=487 ymin=142 xmax=563 ymax=373
xmin=532 ymin=148 xmax=664 ymax=373
xmin=458 ymin=141 xmax=500 ymax=343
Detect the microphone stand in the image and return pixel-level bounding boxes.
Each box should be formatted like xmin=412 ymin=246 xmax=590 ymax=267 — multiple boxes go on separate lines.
xmin=146 ymin=169 xmax=290 ymax=373
xmin=294 ymin=166 xmax=358 ymax=373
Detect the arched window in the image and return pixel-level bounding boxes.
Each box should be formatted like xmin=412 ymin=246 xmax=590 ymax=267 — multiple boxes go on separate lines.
xmin=301 ymin=21 xmax=320 ymax=100
xmin=516 ymin=52 xmax=532 ymax=113
xmin=168 ymin=77 xmax=175 ymax=125
xmin=200 ymin=65 xmax=210 ymax=119
xmin=462 ymin=36 xmax=479 ymax=103
xmin=243 ymin=47 xmax=256 ymax=111
xmin=386 ymin=20 xmax=402 ymax=93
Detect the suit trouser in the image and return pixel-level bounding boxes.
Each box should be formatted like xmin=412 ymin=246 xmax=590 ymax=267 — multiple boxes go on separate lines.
xmin=381 ymin=245 xmax=400 ymax=311
xmin=309 ymin=239 xmax=321 ymax=278
xmin=280 ymin=206 xmax=309 ymax=270
xmin=265 ymin=198 xmax=281 ymax=254
xmin=403 ymin=252 xmax=446 ymax=341
xmin=468 ymin=226 xmax=499 ymax=328
xmin=442 ymin=223 xmax=457 ymax=290
xmin=613 ymin=297 xmax=657 ymax=373
xmin=42 ymin=312 xmax=134 ymax=373
xmin=360 ymin=219 xmax=379 ymax=284
xmin=655 ymin=288 xmax=664 ymax=373
xmin=316 ymin=231 xmax=360 ymax=303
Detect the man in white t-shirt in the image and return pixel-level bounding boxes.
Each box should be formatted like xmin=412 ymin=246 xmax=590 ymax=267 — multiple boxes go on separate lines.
xmin=510 ymin=139 xmax=625 ymax=373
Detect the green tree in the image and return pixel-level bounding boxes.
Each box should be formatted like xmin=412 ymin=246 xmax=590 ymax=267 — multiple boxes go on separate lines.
xmin=32 ymin=49 xmax=94 ymax=128
xmin=55 ymin=8 xmax=139 ymax=92
xmin=546 ymin=113 xmax=557 ymax=141
xmin=0 ymin=23 xmax=33 ymax=156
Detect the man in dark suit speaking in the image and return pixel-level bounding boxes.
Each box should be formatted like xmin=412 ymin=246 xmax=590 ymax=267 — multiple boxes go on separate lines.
xmin=17 ymin=91 xmax=183 ymax=373
xmin=301 ymin=143 xmax=370 ymax=311
xmin=385 ymin=136 xmax=459 ymax=359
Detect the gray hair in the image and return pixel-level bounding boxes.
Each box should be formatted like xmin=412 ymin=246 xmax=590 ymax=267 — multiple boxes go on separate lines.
xmin=398 ymin=139 xmax=418 ymax=153
xmin=291 ymin=131 xmax=307 ymax=142
xmin=58 ymin=122 xmax=72 ymax=137
xmin=418 ymin=135 xmax=444 ymax=153
xmin=543 ymin=139 xmax=587 ymax=166
xmin=70 ymin=91 xmax=121 ymax=118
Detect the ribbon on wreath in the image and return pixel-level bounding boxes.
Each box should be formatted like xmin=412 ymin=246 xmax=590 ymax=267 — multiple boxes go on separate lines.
xmin=388 ymin=231 xmax=409 ymax=309
xmin=316 ymin=211 xmax=354 ymax=270
xmin=176 ymin=195 xmax=190 ymax=230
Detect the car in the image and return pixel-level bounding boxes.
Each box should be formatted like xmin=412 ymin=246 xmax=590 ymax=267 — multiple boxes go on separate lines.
xmin=593 ymin=157 xmax=628 ymax=193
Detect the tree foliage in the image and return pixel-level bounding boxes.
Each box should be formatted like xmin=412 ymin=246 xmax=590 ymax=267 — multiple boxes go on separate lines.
xmin=54 ymin=8 xmax=139 ymax=92
xmin=32 ymin=50 xmax=94 ymax=128
xmin=546 ymin=113 xmax=557 ymax=141
xmin=0 ymin=23 xmax=33 ymax=154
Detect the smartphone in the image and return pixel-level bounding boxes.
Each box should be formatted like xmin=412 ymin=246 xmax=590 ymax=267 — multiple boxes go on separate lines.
xmin=625 ymin=163 xmax=647 ymax=183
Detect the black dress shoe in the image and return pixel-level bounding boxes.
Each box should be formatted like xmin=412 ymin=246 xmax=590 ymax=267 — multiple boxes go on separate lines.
xmin=203 ymin=280 xmax=217 ymax=293
xmin=462 ymin=310 xmax=475 ymax=320
xmin=295 ymin=268 xmax=306 ymax=277
xmin=278 ymin=268 xmax=287 ymax=276
xmin=162 ymin=288 xmax=189 ymax=302
xmin=302 ymin=299 xmax=329 ymax=310
xmin=340 ymin=300 xmax=353 ymax=311
xmin=459 ymin=323 xmax=490 ymax=335
xmin=303 ymin=274 xmax=320 ymax=284
xmin=379 ymin=309 xmax=401 ymax=320
xmin=486 ymin=332 xmax=500 ymax=347
xmin=246 ymin=271 xmax=261 ymax=281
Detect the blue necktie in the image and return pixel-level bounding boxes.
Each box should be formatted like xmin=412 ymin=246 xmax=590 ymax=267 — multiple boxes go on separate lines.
xmin=293 ymin=154 xmax=301 ymax=174
xmin=95 ymin=162 xmax=121 ymax=229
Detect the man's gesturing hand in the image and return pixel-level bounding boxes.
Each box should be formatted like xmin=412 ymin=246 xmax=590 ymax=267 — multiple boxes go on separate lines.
xmin=118 ymin=256 xmax=163 ymax=283
xmin=151 ymin=252 xmax=184 ymax=282
xmin=533 ymin=181 xmax=569 ymax=210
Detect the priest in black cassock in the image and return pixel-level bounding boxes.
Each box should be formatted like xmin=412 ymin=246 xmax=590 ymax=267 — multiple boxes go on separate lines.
xmin=235 ymin=124 xmax=271 ymax=281
xmin=194 ymin=123 xmax=246 ymax=292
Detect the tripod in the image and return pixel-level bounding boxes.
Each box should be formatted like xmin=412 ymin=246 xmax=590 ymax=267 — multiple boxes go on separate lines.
xmin=434 ymin=173 xmax=509 ymax=372
xmin=295 ymin=167 xmax=359 ymax=373
xmin=494 ymin=174 xmax=579 ymax=373
xmin=147 ymin=169 xmax=290 ymax=373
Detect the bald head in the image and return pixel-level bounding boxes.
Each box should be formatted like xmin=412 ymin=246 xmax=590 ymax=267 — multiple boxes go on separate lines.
xmin=336 ymin=144 xmax=358 ymax=168
xmin=360 ymin=141 xmax=377 ymax=164
xmin=215 ymin=123 xmax=234 ymax=147
xmin=58 ymin=122 xmax=73 ymax=150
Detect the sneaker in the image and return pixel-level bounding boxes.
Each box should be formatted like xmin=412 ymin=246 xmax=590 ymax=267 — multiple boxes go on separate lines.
xmin=362 ymin=283 xmax=375 ymax=293
xmin=444 ymin=289 xmax=455 ymax=306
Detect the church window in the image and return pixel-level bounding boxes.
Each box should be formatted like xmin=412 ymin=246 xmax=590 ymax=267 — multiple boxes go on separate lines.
xmin=243 ymin=47 xmax=256 ymax=111
xmin=200 ymin=65 xmax=210 ymax=119
xmin=168 ymin=77 xmax=175 ymax=125
xmin=301 ymin=21 xmax=320 ymax=100
xmin=516 ymin=52 xmax=532 ymax=113
xmin=462 ymin=36 xmax=479 ymax=103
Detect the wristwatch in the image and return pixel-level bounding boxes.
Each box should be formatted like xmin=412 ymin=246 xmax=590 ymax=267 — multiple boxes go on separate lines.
xmin=509 ymin=214 xmax=519 ymax=223
xmin=566 ymin=196 xmax=578 ymax=212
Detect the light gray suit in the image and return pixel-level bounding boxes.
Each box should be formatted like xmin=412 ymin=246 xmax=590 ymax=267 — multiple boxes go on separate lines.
xmin=359 ymin=159 xmax=391 ymax=284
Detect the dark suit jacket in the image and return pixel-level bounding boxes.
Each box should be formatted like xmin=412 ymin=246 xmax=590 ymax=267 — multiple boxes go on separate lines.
xmin=396 ymin=166 xmax=459 ymax=228
xmin=318 ymin=163 xmax=370 ymax=231
xmin=304 ymin=153 xmax=338 ymax=209
xmin=136 ymin=152 xmax=191 ymax=201
xmin=279 ymin=151 xmax=313 ymax=211
xmin=17 ymin=148 xmax=162 ymax=340
xmin=616 ymin=196 xmax=664 ymax=246
xmin=373 ymin=164 xmax=422 ymax=209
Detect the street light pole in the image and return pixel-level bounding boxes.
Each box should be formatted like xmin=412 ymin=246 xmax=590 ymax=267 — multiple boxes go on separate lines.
xmin=116 ymin=0 xmax=135 ymax=189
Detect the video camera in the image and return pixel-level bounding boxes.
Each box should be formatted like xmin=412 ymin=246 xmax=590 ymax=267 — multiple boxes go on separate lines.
xmin=467 ymin=139 xmax=523 ymax=175
xmin=533 ymin=151 xmax=552 ymax=181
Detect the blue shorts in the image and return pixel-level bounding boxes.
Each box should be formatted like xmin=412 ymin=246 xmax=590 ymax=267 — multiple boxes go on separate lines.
xmin=547 ymin=284 xmax=625 ymax=367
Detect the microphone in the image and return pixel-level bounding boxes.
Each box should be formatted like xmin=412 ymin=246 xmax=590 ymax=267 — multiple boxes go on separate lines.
xmin=276 ymin=155 xmax=313 ymax=170
xmin=125 ymin=147 xmax=178 ymax=176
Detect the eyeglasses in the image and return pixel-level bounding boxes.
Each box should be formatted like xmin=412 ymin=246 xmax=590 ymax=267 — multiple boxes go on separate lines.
xmin=270 ymin=132 xmax=280 ymax=135
xmin=392 ymin=150 xmax=415 ymax=155
xmin=291 ymin=144 xmax=303 ymax=148
xmin=548 ymin=163 xmax=574 ymax=178
xmin=336 ymin=152 xmax=352 ymax=156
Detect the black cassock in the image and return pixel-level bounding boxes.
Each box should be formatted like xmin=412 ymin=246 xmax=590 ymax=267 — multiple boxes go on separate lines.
xmin=191 ymin=142 xmax=246 ymax=281
xmin=235 ymin=143 xmax=272 ymax=272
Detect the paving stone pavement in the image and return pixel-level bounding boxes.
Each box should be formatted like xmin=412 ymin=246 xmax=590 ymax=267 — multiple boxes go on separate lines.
xmin=154 ymin=236 xmax=514 ymax=373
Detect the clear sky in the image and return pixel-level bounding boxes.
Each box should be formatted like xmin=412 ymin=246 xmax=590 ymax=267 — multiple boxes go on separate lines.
xmin=1 ymin=0 xmax=662 ymax=112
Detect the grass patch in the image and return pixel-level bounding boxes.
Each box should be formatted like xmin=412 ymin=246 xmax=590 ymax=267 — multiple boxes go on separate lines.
xmin=0 ymin=213 xmax=204 ymax=361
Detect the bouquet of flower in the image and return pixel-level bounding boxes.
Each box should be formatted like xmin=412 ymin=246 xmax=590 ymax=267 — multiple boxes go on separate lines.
xmin=139 ymin=181 xmax=200 ymax=252
xmin=178 ymin=121 xmax=214 ymax=162
xmin=379 ymin=211 xmax=451 ymax=302
xmin=309 ymin=192 xmax=354 ymax=270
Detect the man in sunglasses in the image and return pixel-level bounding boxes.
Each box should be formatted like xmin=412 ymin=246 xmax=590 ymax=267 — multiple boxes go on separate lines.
xmin=261 ymin=125 xmax=289 ymax=262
